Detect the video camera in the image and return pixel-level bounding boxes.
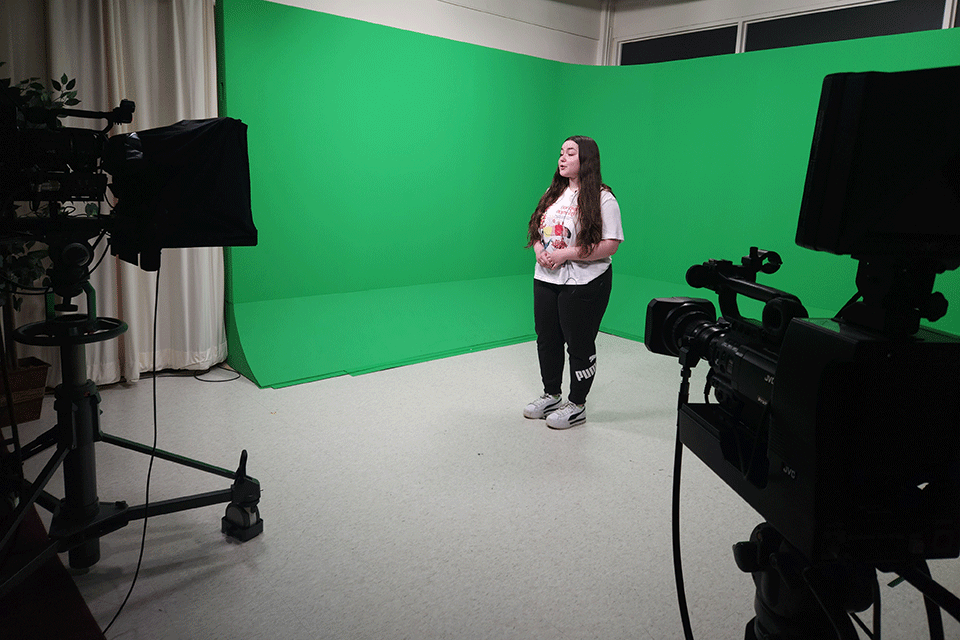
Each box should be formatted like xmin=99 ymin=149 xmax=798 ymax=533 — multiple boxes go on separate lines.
xmin=646 ymin=65 xmax=960 ymax=638
xmin=646 ymin=64 xmax=960 ymax=566
xmin=1 ymin=82 xmax=257 ymax=274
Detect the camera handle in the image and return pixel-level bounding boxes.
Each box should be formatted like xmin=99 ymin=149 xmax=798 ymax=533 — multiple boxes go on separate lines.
xmin=22 ymin=100 xmax=134 ymax=134
xmin=687 ymin=248 xmax=808 ymax=345
xmin=57 ymin=101 xmax=135 ymax=133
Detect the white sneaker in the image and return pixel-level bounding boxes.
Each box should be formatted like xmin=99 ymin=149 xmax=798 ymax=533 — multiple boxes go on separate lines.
xmin=523 ymin=394 xmax=562 ymax=419
xmin=546 ymin=402 xmax=586 ymax=429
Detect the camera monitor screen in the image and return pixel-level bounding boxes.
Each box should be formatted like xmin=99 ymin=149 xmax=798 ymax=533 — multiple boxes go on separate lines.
xmin=795 ymin=65 xmax=960 ymax=268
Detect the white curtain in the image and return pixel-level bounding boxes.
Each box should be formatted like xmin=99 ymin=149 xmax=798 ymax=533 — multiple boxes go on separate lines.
xmin=1 ymin=0 xmax=225 ymax=385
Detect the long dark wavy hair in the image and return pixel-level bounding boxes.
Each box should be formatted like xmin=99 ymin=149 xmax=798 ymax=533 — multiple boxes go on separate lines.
xmin=526 ymin=135 xmax=613 ymax=258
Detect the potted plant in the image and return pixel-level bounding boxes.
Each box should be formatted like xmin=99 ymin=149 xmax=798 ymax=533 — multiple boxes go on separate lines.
xmin=0 ymin=64 xmax=82 ymax=426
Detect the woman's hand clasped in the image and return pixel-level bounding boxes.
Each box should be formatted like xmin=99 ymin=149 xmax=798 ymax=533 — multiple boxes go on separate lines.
xmin=537 ymin=247 xmax=570 ymax=270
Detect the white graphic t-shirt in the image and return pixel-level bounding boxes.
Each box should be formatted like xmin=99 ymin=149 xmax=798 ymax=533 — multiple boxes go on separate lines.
xmin=534 ymin=186 xmax=624 ymax=285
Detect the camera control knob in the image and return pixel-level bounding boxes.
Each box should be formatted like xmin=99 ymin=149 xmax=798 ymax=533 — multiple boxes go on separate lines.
xmin=733 ymin=540 xmax=761 ymax=573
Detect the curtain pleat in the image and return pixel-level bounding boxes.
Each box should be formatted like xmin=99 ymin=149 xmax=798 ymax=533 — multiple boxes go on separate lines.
xmin=2 ymin=0 xmax=226 ymax=385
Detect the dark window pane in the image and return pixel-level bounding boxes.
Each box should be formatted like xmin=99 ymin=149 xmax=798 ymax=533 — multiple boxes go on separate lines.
xmin=746 ymin=0 xmax=946 ymax=52
xmin=620 ymin=26 xmax=738 ymax=65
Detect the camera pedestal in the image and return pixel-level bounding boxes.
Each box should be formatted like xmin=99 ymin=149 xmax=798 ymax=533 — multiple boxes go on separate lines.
xmin=0 ymin=294 xmax=262 ymax=598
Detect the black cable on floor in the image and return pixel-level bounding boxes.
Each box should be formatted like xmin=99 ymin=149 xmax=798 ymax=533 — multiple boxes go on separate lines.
xmin=102 ymin=264 xmax=161 ymax=636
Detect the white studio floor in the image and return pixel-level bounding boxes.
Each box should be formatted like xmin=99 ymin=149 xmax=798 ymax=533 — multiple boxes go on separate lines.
xmin=17 ymin=334 xmax=960 ymax=639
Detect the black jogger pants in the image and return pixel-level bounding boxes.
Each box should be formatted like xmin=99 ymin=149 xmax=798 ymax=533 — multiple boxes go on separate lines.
xmin=533 ymin=266 xmax=612 ymax=405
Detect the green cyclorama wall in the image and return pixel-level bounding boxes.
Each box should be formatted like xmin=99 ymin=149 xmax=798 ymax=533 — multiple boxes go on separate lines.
xmin=217 ymin=0 xmax=564 ymax=387
xmin=217 ymin=0 xmax=960 ymax=388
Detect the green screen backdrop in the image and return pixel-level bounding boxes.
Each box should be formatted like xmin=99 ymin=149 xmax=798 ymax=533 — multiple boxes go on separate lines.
xmin=217 ymin=0 xmax=960 ymax=388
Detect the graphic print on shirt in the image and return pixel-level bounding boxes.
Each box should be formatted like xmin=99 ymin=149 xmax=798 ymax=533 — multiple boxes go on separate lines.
xmin=540 ymin=201 xmax=576 ymax=253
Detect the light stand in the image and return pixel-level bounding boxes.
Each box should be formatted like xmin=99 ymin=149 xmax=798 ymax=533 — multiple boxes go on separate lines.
xmin=0 ymin=227 xmax=262 ymax=598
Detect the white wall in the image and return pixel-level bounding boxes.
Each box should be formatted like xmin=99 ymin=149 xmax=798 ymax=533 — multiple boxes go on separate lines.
xmin=266 ymin=0 xmax=608 ymax=64
xmin=264 ymin=0 xmax=957 ymax=66
xmin=608 ymin=0 xmax=958 ymax=63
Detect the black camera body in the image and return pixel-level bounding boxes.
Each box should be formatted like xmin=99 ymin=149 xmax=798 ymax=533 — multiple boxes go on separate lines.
xmin=770 ymin=317 xmax=959 ymax=562
xmin=650 ymin=286 xmax=960 ymax=564
xmin=0 ymin=86 xmax=134 ymax=205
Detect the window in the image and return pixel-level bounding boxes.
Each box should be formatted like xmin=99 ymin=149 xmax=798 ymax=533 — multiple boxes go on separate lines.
xmin=620 ymin=26 xmax=737 ymax=66
xmin=618 ymin=0 xmax=957 ymax=65
xmin=745 ymin=0 xmax=947 ymax=52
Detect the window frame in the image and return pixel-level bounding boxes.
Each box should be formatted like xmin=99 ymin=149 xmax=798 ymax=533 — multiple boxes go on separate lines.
xmin=616 ymin=0 xmax=959 ymax=66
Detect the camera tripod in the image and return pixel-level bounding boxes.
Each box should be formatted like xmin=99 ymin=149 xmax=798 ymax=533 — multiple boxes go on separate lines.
xmin=733 ymin=523 xmax=877 ymax=640
xmin=733 ymin=522 xmax=955 ymax=640
xmin=0 ymin=235 xmax=262 ymax=599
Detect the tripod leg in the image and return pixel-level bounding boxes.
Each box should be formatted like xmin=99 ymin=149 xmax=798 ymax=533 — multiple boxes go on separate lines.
xmin=0 ymin=443 xmax=68 ymax=553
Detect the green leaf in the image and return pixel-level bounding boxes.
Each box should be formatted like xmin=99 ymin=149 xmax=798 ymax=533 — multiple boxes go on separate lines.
xmin=52 ymin=79 xmax=62 ymax=91
xmin=66 ymin=78 xmax=76 ymax=91
xmin=61 ymin=73 xmax=68 ymax=85
xmin=66 ymin=98 xmax=80 ymax=106
xmin=29 ymin=82 xmax=44 ymax=91
xmin=85 ymin=203 xmax=100 ymax=216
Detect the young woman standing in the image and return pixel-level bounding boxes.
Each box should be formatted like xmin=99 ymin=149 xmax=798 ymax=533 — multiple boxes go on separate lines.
xmin=523 ymin=135 xmax=624 ymax=429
